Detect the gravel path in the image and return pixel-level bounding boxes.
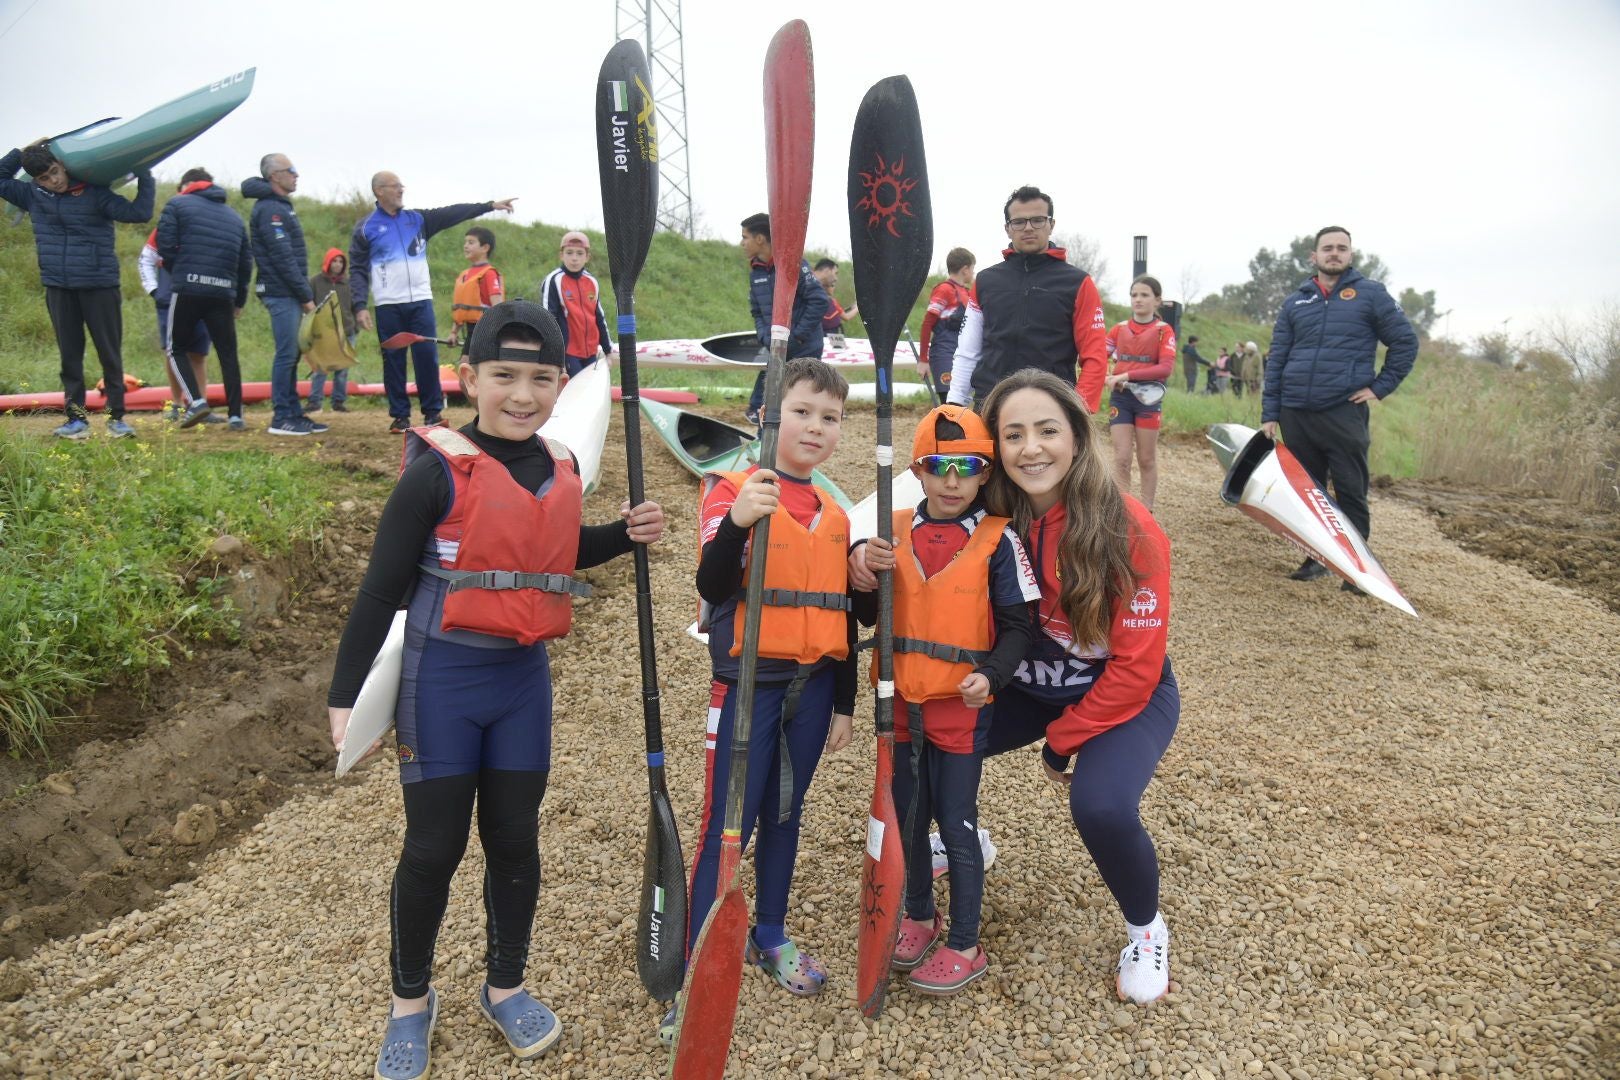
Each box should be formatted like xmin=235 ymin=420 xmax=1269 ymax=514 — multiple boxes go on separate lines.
xmin=2 ymin=407 xmax=1615 ymax=1078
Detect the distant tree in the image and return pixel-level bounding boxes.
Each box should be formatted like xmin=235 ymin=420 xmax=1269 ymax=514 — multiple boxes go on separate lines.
xmin=1053 ymin=231 xmax=1112 ymax=299
xmin=1474 ymin=330 xmax=1516 ymax=367
xmin=1398 ymin=287 xmax=1439 ymax=336
xmin=1177 ymin=263 xmax=1202 ymax=305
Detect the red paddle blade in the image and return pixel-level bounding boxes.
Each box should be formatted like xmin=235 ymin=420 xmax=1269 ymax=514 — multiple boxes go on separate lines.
xmin=763 ymin=21 xmax=814 ymax=338
xmin=377 ymin=332 xmax=420 ymax=349
xmin=669 ymin=836 xmax=748 ymax=1079
xmin=856 ymin=731 xmax=906 ymax=1017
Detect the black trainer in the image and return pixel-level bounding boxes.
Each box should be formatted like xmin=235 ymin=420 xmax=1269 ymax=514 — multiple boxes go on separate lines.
xmin=389 ymin=417 xmax=410 ymax=434
xmin=1289 ymin=558 xmax=1330 ymax=581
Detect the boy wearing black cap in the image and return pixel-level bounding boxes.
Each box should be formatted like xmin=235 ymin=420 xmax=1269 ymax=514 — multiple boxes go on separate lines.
xmin=325 ymin=301 xmax=664 ymax=1078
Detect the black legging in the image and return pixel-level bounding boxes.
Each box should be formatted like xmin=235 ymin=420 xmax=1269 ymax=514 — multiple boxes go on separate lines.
xmin=390 ymin=768 xmax=549 ymax=999
xmin=168 ymin=293 xmax=243 ymax=417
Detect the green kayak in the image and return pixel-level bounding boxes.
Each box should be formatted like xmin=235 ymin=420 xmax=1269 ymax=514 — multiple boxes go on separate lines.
xmin=49 ymin=69 xmax=256 ymax=187
xmin=639 ymin=396 xmax=852 ymax=508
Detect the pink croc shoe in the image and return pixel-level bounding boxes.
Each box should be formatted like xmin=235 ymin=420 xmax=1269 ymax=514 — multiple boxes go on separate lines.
xmin=907 ymin=944 xmax=987 ymax=995
xmin=892 ymin=913 xmax=943 ymax=971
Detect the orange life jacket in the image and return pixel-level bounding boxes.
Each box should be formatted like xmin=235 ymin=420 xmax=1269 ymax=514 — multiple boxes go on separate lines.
xmin=404 ymin=426 xmax=589 ymax=645
xmin=701 ymin=470 xmax=851 ymax=665
xmin=879 ymin=508 xmax=1008 ymax=702
xmin=451 ymin=264 xmax=497 ymax=325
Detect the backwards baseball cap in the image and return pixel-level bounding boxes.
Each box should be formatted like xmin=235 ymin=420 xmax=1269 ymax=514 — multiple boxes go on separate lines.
xmin=560 ymin=230 xmax=591 ymax=251
xmin=911 ymin=404 xmax=994 ymax=463
xmin=466 ymin=300 xmax=565 ymax=366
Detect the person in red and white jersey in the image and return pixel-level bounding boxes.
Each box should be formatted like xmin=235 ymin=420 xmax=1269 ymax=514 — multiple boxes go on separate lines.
xmin=979 ymin=368 xmax=1180 ymax=1007
xmin=1103 ymin=275 xmax=1178 ymax=510
xmin=916 ymin=247 xmax=975 ymax=400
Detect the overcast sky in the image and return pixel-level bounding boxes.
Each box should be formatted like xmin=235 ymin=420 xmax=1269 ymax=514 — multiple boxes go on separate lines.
xmin=3 ymin=0 xmax=1615 ymax=343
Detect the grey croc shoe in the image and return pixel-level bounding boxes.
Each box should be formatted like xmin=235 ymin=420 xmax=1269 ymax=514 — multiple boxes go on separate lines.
xmin=374 ymin=988 xmax=437 ymax=1080
xmin=479 ymin=985 xmax=561 ymax=1059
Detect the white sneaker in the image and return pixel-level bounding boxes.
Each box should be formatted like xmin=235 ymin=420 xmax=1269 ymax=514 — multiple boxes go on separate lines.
xmin=1116 ymin=914 xmax=1170 ymax=1004
xmin=929 ymin=827 xmax=997 ymax=880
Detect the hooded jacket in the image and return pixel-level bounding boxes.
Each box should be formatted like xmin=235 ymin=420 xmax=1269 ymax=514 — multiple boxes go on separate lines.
xmin=748 ymin=257 xmax=829 ymax=359
xmin=1263 ymin=268 xmax=1419 ymax=418
xmin=155 ymin=183 xmax=252 ymax=306
xmin=241 ymin=176 xmax=312 ymax=303
xmin=310 ymin=248 xmax=357 ymax=336
xmin=0 ymin=147 xmax=154 ymax=289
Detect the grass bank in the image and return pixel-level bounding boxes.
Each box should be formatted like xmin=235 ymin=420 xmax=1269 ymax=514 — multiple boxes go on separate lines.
xmin=0 ymin=429 xmax=327 ymax=753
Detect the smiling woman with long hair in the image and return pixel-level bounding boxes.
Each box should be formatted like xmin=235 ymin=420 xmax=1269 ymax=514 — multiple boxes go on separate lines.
xmin=978 ymin=368 xmax=1181 ymax=1006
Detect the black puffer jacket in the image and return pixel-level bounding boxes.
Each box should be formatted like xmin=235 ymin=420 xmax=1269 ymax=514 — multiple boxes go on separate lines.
xmin=242 ymin=176 xmax=312 ymax=302
xmin=155 ymin=185 xmax=252 ymax=306
xmin=0 ymin=147 xmax=154 ymax=288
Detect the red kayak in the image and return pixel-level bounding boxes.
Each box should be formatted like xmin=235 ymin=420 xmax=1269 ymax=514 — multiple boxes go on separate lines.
xmin=0 ymin=378 xmax=697 ymax=413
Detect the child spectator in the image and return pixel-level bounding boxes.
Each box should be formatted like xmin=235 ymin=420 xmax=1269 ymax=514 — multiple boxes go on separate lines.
xmin=812 ymin=258 xmax=858 ymax=344
xmin=448 ymin=226 xmax=504 ymax=358
xmin=308 ymin=248 xmax=358 ymax=412
xmin=917 ymin=248 xmax=975 ymax=400
xmin=540 ymin=230 xmax=612 ymax=376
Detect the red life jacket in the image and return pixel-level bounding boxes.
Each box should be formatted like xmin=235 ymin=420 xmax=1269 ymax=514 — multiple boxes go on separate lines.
xmin=879 ymin=508 xmax=1007 ymax=702
xmin=700 ymin=469 xmax=851 ymax=666
xmin=404 ymin=426 xmax=588 ymax=645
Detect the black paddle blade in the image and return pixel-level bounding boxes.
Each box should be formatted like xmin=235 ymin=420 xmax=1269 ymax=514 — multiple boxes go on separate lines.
xmin=595 ymin=39 xmax=659 ymax=307
xmin=635 ymin=781 xmax=688 ymax=1001
xmin=847 ymin=75 xmax=933 ymax=368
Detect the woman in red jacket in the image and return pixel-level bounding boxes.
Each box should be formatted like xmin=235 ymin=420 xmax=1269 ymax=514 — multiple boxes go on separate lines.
xmin=979 ymin=368 xmax=1180 ymax=1006
xmin=1103 ymin=275 xmax=1177 ymax=511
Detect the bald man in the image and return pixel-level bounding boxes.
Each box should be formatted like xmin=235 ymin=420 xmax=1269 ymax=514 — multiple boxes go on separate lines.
xmin=349 ymin=172 xmax=516 ymax=431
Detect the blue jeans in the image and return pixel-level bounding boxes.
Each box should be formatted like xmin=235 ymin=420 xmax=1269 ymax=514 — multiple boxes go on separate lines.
xmin=308 ymin=367 xmax=349 ymax=407
xmin=376 ymin=300 xmax=444 ymax=420
xmin=262 ymin=295 xmax=304 ymax=424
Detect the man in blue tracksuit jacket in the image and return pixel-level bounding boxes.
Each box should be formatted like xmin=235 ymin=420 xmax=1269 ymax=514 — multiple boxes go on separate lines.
xmin=0 ymin=142 xmax=154 ymax=438
xmin=739 ymin=211 xmax=828 ymax=424
xmin=1262 ymin=225 xmax=1418 ymax=585
xmin=349 ymin=170 xmax=516 ymax=432
xmin=243 ymin=153 xmax=323 ymax=436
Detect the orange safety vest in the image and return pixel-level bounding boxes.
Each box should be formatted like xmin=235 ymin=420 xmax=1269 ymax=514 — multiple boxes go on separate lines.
xmin=405 ymin=426 xmax=589 ymax=645
xmin=880 ymin=509 xmax=1008 ymax=702
xmin=701 ymin=470 xmax=851 ymax=666
xmin=451 ymin=264 xmax=498 ymax=325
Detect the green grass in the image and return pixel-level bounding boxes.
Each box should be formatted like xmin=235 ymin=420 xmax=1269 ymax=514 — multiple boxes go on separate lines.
xmin=0 ymin=428 xmax=328 ymax=754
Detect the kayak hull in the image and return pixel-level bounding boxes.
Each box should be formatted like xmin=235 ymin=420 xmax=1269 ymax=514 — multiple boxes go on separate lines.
xmin=50 ymin=69 xmax=256 ymax=187
xmin=632 ymin=331 xmax=878 ymax=369
xmin=638 ymin=396 xmax=850 ymax=506
xmin=538 ymin=355 xmax=611 ymax=495
xmin=1213 ymin=424 xmax=1417 ymax=617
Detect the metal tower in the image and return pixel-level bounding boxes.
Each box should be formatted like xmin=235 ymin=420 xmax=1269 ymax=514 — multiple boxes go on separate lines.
xmin=616 ymin=0 xmax=695 ymax=238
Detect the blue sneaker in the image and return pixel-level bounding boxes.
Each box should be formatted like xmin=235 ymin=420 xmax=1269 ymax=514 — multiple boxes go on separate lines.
xmin=106 ymin=418 xmax=135 ymax=439
xmin=179 ymin=401 xmax=212 ymax=429
xmin=478 ymin=985 xmax=560 ymax=1060
xmin=374 ymin=989 xmax=436 ymax=1080
xmin=227 ymin=416 xmax=246 ymax=431
xmin=53 ymin=418 xmax=90 ymax=440
xmin=267 ymin=417 xmax=328 ymax=436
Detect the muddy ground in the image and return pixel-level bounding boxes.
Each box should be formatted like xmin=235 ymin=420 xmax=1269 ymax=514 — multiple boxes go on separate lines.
xmin=0 ymin=401 xmax=1615 ymax=1078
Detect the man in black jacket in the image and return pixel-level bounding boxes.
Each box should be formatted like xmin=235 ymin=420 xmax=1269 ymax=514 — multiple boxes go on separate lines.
xmin=1181 ymin=335 xmax=1208 ymax=393
xmin=156 ymin=167 xmax=252 ymax=429
xmin=945 ymin=185 xmax=1107 ymax=411
xmin=244 ymin=154 xmax=325 ymax=436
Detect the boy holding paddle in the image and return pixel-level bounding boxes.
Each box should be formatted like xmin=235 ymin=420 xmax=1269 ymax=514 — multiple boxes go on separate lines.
xmin=325 ymin=301 xmax=664 ymax=1079
xmin=672 ymin=357 xmax=858 ymax=1039
xmin=853 ymin=405 xmax=1039 ymax=994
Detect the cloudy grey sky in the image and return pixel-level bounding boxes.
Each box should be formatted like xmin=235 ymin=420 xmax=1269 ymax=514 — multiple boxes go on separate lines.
xmin=3 ymin=0 xmax=1615 ymax=342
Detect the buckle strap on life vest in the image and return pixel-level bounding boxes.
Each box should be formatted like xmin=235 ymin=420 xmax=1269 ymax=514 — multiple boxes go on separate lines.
xmin=422 ymin=566 xmax=594 ymax=597
xmin=894 ymin=636 xmax=986 ymax=666
xmin=757 ymin=588 xmax=851 ymax=611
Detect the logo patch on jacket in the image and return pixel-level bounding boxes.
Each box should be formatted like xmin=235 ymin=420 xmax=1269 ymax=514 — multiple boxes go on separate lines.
xmin=1339 ymin=288 xmax=1357 ymax=300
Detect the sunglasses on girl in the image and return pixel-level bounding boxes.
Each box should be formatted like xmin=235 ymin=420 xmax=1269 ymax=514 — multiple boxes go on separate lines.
xmin=915 ymin=454 xmax=991 ymax=478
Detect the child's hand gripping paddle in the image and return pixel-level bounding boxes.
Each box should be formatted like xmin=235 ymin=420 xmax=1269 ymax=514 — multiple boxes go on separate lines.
xmin=669 ymin=19 xmax=814 ymax=1079
xmin=847 ymin=74 xmax=934 ymax=1020
xmin=595 ymin=39 xmax=688 ymax=1005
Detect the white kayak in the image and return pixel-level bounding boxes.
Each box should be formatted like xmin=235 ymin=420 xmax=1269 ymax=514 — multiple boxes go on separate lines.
xmin=335 ymin=361 xmax=613 ymax=776
xmin=1210 ymin=423 xmax=1417 ymax=618
xmin=539 ymin=357 xmax=612 ymax=495
xmin=631 ymin=331 xmax=878 ymax=369
xmin=684 ymin=468 xmax=925 ymax=646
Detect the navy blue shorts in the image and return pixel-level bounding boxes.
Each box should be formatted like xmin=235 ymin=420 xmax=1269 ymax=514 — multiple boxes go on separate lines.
xmin=1108 ymin=387 xmax=1162 ymax=429
xmin=395 ymin=635 xmax=553 ymax=783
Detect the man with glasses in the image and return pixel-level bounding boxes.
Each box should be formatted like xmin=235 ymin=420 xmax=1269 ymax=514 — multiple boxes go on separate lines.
xmin=244 ymin=154 xmax=325 ymax=435
xmin=945 ymin=186 xmax=1107 ymax=412
xmin=350 ymin=172 xmax=517 ymax=433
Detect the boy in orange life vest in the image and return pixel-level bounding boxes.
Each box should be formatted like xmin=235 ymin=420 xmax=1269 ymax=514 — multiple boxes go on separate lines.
xmin=540 ymin=230 xmax=613 ymax=377
xmin=853 ymin=405 xmax=1040 ymax=995
xmin=448 ymin=227 xmax=504 ymax=357
xmin=325 ymin=301 xmax=664 ymax=1077
xmin=672 ymin=357 xmax=855 ymax=1039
